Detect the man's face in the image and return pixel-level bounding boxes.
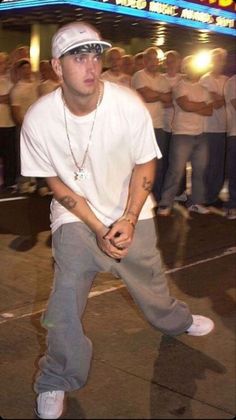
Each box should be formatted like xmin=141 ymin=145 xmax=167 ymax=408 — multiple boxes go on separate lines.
xmin=144 ymin=51 xmax=159 ymax=73
xmin=53 ymin=51 xmax=103 ymax=97
xmin=211 ymin=54 xmax=226 ymax=74
xmin=108 ymin=50 xmax=123 ymax=71
xmin=19 ymin=63 xmax=32 ymax=79
xmin=165 ymin=54 xmax=180 ymax=73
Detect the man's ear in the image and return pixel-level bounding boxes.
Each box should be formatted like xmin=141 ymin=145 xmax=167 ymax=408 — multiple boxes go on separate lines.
xmin=51 ymin=58 xmax=63 ymax=80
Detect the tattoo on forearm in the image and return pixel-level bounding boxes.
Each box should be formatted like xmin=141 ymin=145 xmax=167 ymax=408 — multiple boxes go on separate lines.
xmin=142 ymin=177 xmax=153 ymax=192
xmin=59 ymin=195 xmax=77 ymax=210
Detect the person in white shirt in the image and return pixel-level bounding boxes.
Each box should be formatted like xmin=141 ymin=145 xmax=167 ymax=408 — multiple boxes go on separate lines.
xmin=0 ymin=52 xmax=17 ymax=191
xmin=10 ymin=58 xmax=39 ymax=193
xmin=162 ymin=50 xmax=186 ymax=201
xmin=223 ymin=74 xmax=236 ymax=219
xmin=200 ymin=48 xmax=228 ymax=207
xmin=121 ymin=54 xmax=135 ymax=77
xmin=20 ymin=22 xmax=214 ymax=420
xmin=157 ymin=55 xmax=213 ymax=216
xmin=101 ymin=46 xmax=131 ymax=87
xmin=131 ymin=47 xmax=171 ymax=202
xmin=133 ymin=51 xmax=144 ymax=73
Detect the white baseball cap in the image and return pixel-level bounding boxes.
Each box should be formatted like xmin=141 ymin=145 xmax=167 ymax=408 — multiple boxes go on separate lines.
xmin=52 ymin=22 xmax=112 ymax=59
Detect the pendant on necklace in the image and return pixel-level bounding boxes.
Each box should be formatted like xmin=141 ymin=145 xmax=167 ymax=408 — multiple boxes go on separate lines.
xmin=74 ymin=168 xmax=90 ymax=181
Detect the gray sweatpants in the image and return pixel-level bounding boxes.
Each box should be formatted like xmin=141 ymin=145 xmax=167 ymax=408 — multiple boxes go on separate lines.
xmin=34 ymin=218 xmax=192 ymax=393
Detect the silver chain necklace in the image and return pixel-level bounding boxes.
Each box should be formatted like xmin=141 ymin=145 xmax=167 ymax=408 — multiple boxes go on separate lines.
xmin=62 ymin=88 xmax=102 ymax=181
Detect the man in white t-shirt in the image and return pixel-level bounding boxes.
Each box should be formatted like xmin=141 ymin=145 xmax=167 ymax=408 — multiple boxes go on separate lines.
xmin=158 ymin=55 xmax=213 ymax=216
xmin=0 ymin=52 xmax=17 ymax=191
xmin=200 ymin=48 xmax=228 ymax=207
xmin=10 ymin=57 xmax=39 ymax=193
xmin=131 ymin=47 xmax=171 ymax=202
xmin=223 ymin=74 xmax=236 ymax=219
xmin=20 ymin=22 xmax=214 ymax=420
xmin=162 ymin=50 xmax=186 ymax=201
xmin=101 ymin=46 xmax=131 ymax=87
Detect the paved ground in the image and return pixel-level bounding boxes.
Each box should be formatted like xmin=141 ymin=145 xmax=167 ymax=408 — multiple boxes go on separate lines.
xmin=0 ymin=192 xmax=235 ymax=419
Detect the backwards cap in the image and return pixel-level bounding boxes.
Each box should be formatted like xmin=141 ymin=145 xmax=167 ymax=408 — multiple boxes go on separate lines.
xmin=52 ymin=22 xmax=111 ymax=59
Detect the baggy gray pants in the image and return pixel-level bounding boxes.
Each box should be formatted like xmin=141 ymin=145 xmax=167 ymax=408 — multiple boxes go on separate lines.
xmin=34 ymin=218 xmax=193 ymax=393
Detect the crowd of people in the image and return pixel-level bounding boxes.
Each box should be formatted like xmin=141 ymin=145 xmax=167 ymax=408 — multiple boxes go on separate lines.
xmin=0 ymin=35 xmax=235 ymax=219
xmin=0 ymin=46 xmax=60 ymax=196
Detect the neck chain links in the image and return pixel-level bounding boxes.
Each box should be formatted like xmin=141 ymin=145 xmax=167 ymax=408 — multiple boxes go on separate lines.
xmin=62 ymin=87 xmax=102 ymax=181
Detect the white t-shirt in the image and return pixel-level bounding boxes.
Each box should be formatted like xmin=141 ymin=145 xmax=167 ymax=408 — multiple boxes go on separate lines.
xmin=21 ymin=82 xmax=161 ymax=233
xmin=0 ymin=74 xmax=15 ymax=127
xmin=10 ymin=79 xmax=39 ymax=122
xmin=224 ymin=75 xmax=236 ymax=137
xmin=162 ymin=73 xmax=183 ymax=132
xmin=101 ymin=70 xmax=131 ymax=87
xmin=131 ymin=69 xmax=170 ymax=129
xmin=200 ymin=72 xmax=228 ymax=133
xmin=172 ymin=78 xmax=210 ymax=135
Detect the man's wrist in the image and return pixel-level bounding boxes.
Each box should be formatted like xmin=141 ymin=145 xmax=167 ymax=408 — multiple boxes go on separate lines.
xmin=122 ymin=217 xmax=136 ymax=228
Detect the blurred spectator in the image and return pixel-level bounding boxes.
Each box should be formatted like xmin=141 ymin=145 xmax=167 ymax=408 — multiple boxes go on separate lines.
xmin=101 ymin=47 xmax=131 ymax=86
xmin=162 ymin=50 xmax=186 ymax=201
xmin=157 ymin=55 xmax=213 ymax=216
xmin=0 ymin=52 xmax=17 ymax=192
xmin=200 ymin=48 xmax=228 ymax=208
xmin=121 ymin=54 xmax=135 ymax=76
xmin=134 ymin=52 xmax=144 ymax=73
xmin=10 ymin=58 xmax=39 ymax=193
xmin=38 ymin=60 xmax=60 ymax=97
xmin=223 ymin=74 xmax=236 ymax=219
xmin=9 ymin=45 xmax=30 ymax=83
xmin=131 ymin=46 xmax=171 ymax=203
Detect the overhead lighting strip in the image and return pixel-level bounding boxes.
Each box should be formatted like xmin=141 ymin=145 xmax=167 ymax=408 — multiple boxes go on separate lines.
xmin=0 ymin=0 xmax=235 ymax=36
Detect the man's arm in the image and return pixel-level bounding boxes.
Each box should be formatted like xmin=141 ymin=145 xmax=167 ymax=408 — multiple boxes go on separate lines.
xmin=210 ymin=92 xmax=225 ymax=110
xmin=176 ymin=96 xmax=213 ymax=116
xmin=46 ymin=176 xmax=128 ymax=260
xmin=105 ymin=158 xmax=157 ymax=250
xmin=137 ymin=86 xmax=172 ymax=104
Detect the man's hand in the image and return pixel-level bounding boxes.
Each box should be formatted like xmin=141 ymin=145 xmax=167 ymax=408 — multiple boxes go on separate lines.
xmin=96 ymin=222 xmax=132 ymax=260
xmin=104 ymin=219 xmax=135 ymax=256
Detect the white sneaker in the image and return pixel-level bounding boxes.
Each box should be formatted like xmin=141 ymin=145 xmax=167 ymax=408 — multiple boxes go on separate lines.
xmin=188 ymin=204 xmax=210 ymax=214
xmin=36 ymin=390 xmax=65 ymax=419
xmin=186 ymin=315 xmax=214 ymax=336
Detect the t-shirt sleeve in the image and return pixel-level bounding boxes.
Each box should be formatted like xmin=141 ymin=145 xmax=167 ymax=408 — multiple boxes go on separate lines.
xmin=224 ymin=78 xmax=236 ymax=103
xmin=131 ymin=71 xmax=146 ymax=90
xmin=20 ymin=118 xmax=57 ymax=177
xmin=173 ymin=81 xmax=187 ymax=99
xmin=199 ymin=75 xmax=212 ymax=92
